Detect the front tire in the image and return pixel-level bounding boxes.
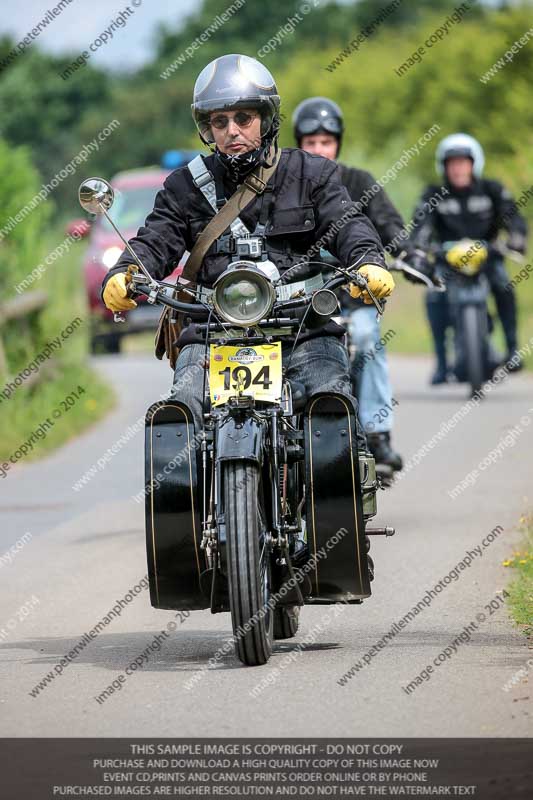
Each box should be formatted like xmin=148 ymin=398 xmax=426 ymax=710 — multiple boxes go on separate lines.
xmin=224 ymin=461 xmax=273 ymax=666
xmin=462 ymin=305 xmax=485 ymax=397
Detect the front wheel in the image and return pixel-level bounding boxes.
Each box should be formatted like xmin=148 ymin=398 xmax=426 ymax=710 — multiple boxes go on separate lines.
xmin=224 ymin=461 xmax=273 ymax=666
xmin=462 ymin=305 xmax=485 ymax=397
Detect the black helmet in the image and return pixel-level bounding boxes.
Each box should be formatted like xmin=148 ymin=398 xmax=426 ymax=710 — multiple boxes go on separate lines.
xmin=192 ymin=54 xmax=281 ymax=147
xmin=292 ymin=97 xmax=344 ymax=148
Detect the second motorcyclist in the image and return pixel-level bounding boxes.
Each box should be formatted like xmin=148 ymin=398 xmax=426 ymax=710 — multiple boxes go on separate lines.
xmin=293 ymin=96 xmax=422 ymax=472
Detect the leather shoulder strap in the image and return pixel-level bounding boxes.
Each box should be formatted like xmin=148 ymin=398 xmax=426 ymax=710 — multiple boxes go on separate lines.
xmin=182 ymin=147 xmax=282 ymax=283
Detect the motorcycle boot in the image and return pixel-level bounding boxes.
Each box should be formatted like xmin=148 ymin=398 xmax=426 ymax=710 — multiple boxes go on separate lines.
xmin=367 ymin=431 xmax=403 ymax=472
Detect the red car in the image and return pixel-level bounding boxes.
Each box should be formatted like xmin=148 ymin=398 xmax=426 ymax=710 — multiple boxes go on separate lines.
xmin=71 ymin=156 xmax=198 ymax=353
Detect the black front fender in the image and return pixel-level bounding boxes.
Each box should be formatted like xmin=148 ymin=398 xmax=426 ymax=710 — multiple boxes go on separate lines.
xmin=216 ymin=415 xmax=265 ymax=465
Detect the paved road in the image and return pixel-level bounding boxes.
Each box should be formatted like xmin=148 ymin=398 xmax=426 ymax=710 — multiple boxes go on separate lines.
xmin=1 ymin=353 xmax=531 ymax=736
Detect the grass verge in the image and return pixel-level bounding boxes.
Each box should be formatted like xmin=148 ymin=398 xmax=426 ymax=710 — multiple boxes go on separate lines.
xmin=0 ymin=364 xmax=114 ymax=464
xmin=0 ymin=230 xmax=115 ymax=465
xmin=503 ymin=512 xmax=533 ymax=636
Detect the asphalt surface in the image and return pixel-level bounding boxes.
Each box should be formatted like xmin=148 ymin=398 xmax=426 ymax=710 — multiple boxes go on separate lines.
xmin=0 ymin=352 xmax=531 ymax=736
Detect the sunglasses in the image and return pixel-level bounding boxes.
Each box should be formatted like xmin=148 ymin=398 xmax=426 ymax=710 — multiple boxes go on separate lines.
xmin=210 ymin=111 xmax=257 ymax=130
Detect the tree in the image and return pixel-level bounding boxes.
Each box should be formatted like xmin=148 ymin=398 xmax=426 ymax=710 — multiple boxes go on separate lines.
xmin=0 ymin=42 xmax=112 ymax=210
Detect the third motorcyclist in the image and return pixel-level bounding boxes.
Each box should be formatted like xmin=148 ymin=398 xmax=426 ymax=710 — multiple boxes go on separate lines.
xmin=411 ymin=132 xmax=528 ymax=383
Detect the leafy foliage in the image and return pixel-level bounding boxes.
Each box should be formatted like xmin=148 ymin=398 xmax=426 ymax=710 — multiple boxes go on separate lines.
xmin=0 ymin=1 xmax=532 ymax=222
xmin=0 ymin=43 xmax=112 ymax=210
xmin=0 ymin=137 xmax=113 ymax=460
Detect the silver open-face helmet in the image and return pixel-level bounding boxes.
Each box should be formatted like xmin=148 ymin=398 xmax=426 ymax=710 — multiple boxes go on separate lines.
xmin=192 ymin=54 xmax=281 ymax=146
xmin=435 ymin=133 xmax=485 ymax=178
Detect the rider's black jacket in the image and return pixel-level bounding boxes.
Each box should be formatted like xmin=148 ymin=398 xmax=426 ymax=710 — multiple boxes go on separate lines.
xmin=338 ymin=164 xmax=406 ymax=253
xmin=410 ymin=177 xmax=528 ymax=250
xmin=337 ymin=163 xmax=408 ymax=310
xmin=102 ymin=149 xmax=386 ymax=339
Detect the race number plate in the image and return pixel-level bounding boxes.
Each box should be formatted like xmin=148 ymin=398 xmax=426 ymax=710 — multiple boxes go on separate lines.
xmin=209 ymin=343 xmax=282 ymax=406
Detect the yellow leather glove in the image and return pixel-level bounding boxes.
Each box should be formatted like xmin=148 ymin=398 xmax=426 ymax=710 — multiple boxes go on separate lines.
xmin=103 ymin=271 xmax=137 ymax=312
xmin=446 ymin=240 xmax=488 ymax=275
xmin=349 ymin=264 xmax=395 ymax=304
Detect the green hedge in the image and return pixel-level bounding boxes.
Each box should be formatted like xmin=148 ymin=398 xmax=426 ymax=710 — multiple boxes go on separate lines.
xmin=0 ymin=138 xmax=113 ymax=462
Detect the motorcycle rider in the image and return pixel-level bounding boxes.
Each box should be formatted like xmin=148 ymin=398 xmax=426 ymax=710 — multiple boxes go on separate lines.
xmin=293 ymin=96 xmax=421 ymax=472
xmin=411 ymin=133 xmax=528 ymax=383
xmin=100 ymin=55 xmax=394 ymax=441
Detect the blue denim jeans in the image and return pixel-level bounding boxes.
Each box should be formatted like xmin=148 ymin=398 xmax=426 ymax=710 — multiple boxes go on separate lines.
xmin=348 ymin=305 xmax=394 ymax=434
xmin=171 ymin=336 xmax=366 ymax=446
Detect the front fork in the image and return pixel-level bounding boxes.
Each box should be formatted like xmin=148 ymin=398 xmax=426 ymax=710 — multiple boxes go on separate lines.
xmin=199 ymin=407 xmax=275 ymax=612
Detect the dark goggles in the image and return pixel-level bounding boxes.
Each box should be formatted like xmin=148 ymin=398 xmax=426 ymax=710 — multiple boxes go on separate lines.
xmin=210 ymin=111 xmax=258 ymax=130
xmin=297 ymin=116 xmax=342 ymax=136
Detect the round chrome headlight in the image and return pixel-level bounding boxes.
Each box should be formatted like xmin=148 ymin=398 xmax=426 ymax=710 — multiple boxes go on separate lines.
xmin=213 ymin=262 xmax=276 ymax=326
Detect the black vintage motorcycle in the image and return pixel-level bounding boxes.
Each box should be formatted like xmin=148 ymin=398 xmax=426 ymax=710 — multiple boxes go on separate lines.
xmin=79 ymin=177 xmax=395 ymax=667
